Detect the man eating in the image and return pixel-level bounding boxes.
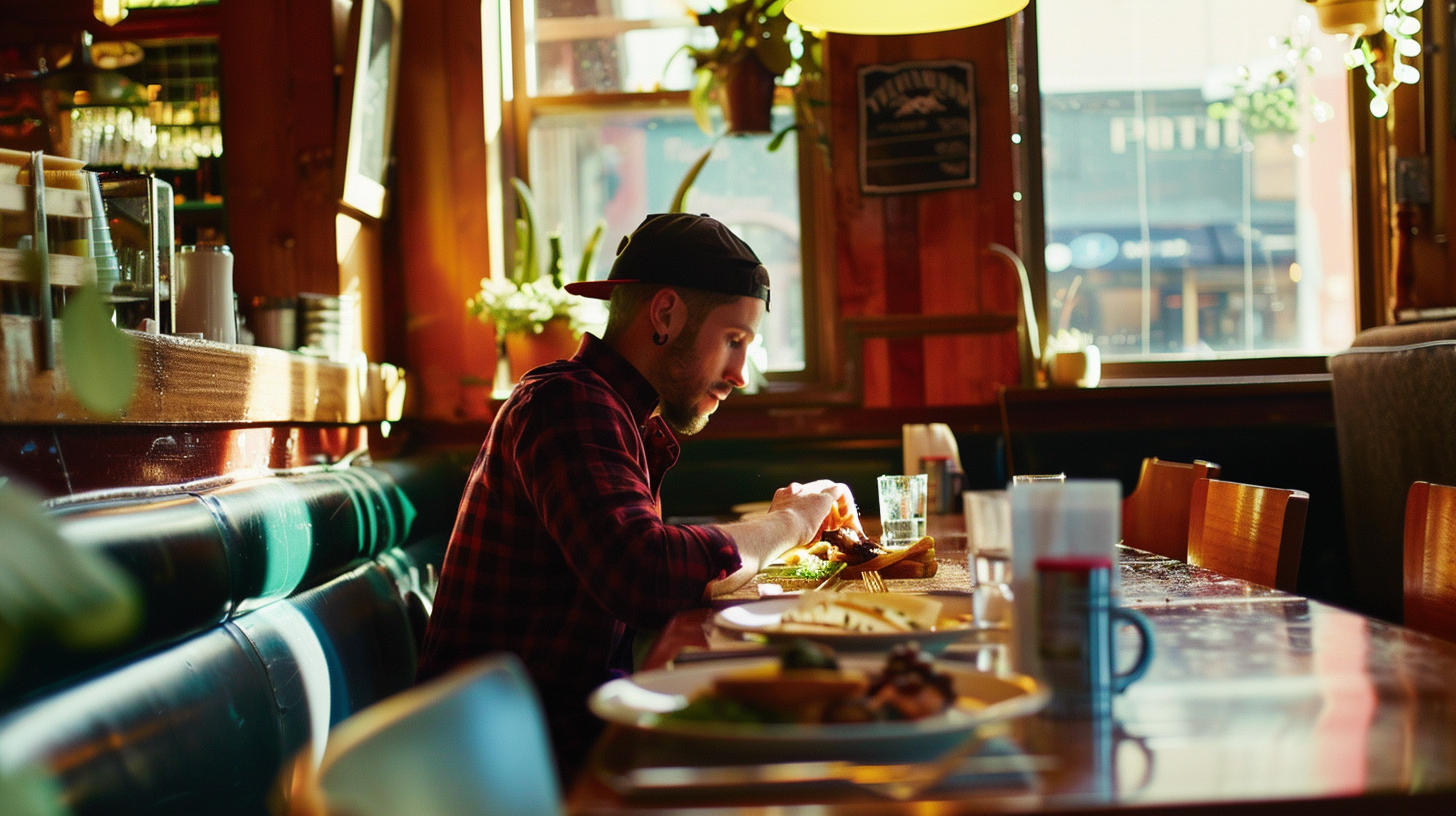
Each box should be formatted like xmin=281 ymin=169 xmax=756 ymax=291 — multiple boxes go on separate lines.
xmin=417 ymin=213 xmax=860 ymax=777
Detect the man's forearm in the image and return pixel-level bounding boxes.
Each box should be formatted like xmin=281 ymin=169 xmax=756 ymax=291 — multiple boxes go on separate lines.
xmin=708 ymin=510 xmax=814 ymax=597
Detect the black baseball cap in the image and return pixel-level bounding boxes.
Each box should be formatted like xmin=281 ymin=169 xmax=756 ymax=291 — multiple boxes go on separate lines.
xmin=564 ymin=213 xmax=771 ymax=310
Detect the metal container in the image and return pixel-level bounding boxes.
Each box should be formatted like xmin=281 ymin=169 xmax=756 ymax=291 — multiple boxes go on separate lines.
xmin=174 ymin=244 xmax=235 ymax=343
xmin=921 ymin=455 xmax=954 ymax=514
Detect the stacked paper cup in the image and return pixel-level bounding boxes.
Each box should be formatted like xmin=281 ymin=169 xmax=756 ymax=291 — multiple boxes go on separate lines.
xmin=85 ymin=171 xmax=121 ymax=297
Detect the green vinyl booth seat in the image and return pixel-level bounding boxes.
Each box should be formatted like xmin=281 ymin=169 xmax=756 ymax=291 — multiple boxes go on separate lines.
xmin=0 ymin=453 xmax=469 ymax=814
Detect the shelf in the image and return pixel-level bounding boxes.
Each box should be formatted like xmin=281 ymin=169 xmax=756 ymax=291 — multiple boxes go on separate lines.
xmin=0 ymin=314 xmax=406 ymax=425
xmin=0 ymin=184 xmax=92 ymax=219
xmin=173 ymin=200 xmax=224 ymax=212
xmin=0 ymin=249 xmax=95 ymax=287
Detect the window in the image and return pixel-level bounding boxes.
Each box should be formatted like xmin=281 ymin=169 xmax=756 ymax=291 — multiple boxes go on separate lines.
xmin=1035 ymin=0 xmax=1356 ymax=362
xmin=501 ymin=0 xmax=815 ymax=376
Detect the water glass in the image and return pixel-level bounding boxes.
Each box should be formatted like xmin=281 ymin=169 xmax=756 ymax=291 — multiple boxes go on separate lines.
xmin=876 ymin=474 xmax=928 ymax=546
xmin=964 ymin=490 xmax=1013 ymax=629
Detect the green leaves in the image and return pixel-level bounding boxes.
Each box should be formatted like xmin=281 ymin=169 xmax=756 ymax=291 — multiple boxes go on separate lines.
xmin=671 ymin=141 xmax=720 ymax=213
xmin=60 ymin=283 xmax=137 ymax=418
xmin=0 ymin=477 xmax=141 ymax=676
xmin=577 ymin=221 xmax=606 ymax=284
xmin=754 ymin=11 xmax=794 ymax=76
xmin=510 ymin=177 xmax=541 ymax=285
xmin=690 ymin=67 xmax=715 ymax=136
xmin=767 ymin=123 xmax=797 ymax=153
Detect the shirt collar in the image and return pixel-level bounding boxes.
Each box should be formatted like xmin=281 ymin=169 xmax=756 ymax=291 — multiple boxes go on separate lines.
xmin=574 ymin=333 xmax=660 ymax=428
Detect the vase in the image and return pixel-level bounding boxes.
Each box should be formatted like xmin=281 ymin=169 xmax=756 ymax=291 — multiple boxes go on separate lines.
xmin=503 ymin=317 xmax=579 ymax=384
xmin=1049 ymin=346 xmax=1101 ymax=388
xmin=721 ymin=56 xmax=777 ymax=135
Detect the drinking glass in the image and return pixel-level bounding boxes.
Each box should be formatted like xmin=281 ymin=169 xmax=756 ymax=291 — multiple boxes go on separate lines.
xmin=964 ymin=490 xmax=1013 ymax=629
xmin=876 ymin=474 xmax=928 ymax=546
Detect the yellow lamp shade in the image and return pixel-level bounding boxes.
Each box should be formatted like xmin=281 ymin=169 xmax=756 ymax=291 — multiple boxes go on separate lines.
xmin=784 ymin=0 xmax=1029 ymax=35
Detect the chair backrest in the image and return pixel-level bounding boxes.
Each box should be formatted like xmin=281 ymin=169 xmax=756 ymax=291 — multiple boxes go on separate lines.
xmin=1404 ymin=481 xmax=1456 ymax=640
xmin=306 ymin=654 xmax=562 ymax=816
xmin=1122 ymin=458 xmax=1222 ymax=560
xmin=1187 ymin=478 xmax=1308 ymax=592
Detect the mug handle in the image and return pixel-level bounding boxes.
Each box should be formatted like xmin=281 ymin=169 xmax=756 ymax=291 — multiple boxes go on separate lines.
xmin=1110 ymin=607 xmax=1154 ymax=693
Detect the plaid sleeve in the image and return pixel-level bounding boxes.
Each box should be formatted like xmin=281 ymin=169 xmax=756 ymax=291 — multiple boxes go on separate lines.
xmin=508 ymin=378 xmax=741 ymax=628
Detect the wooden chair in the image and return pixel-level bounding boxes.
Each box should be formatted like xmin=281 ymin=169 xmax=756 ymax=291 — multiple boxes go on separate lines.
xmin=1187 ymin=478 xmax=1308 ymax=592
xmin=1121 ymin=458 xmax=1222 ymax=560
xmin=1404 ymin=482 xmax=1456 ymax=640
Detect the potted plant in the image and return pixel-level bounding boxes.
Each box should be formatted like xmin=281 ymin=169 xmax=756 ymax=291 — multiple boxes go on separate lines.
xmin=681 ymin=0 xmax=822 ymax=136
xmin=467 ymin=179 xmax=606 ymax=390
xmin=1044 ymin=329 xmax=1100 ymax=388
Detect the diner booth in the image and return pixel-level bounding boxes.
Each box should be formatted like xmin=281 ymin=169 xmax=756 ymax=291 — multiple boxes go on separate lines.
xmin=2 ymin=0 xmax=1456 ymax=813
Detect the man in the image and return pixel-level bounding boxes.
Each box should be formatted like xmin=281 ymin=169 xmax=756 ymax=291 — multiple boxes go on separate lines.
xmin=417 ymin=213 xmax=858 ymax=776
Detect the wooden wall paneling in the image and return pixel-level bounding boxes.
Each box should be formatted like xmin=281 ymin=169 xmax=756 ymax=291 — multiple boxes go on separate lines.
xmin=1404 ymin=0 xmax=1456 ymax=310
xmin=828 ymin=33 xmax=888 ymax=407
xmin=883 ymin=194 xmax=925 ymax=406
xmin=1351 ymin=55 xmax=1395 ymax=328
xmin=828 ymin=24 xmax=1019 ymax=409
xmin=219 ymin=0 xmax=338 ymax=303
xmin=395 ymin=0 xmax=495 ymax=421
xmin=338 ymin=214 xmax=385 ymax=361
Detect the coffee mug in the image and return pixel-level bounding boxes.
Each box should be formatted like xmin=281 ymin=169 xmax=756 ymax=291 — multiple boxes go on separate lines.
xmin=1035 ymin=558 xmax=1153 ymax=718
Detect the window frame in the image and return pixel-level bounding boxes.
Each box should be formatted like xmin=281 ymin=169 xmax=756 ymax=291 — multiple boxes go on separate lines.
xmin=1012 ymin=0 xmax=1382 ymax=383
xmin=495 ymin=0 xmax=842 ymax=399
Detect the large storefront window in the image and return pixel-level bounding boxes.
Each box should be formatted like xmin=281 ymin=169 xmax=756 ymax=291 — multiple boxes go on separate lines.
xmin=1037 ymin=0 xmax=1356 ymax=360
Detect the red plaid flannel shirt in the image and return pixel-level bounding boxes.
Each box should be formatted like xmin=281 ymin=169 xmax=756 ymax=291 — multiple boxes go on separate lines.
xmin=417 ymin=334 xmax=740 ymax=765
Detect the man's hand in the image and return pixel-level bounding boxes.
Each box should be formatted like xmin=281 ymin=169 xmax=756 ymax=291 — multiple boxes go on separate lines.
xmin=771 ymin=480 xmax=863 ymax=544
xmin=711 ymin=480 xmax=861 ymax=597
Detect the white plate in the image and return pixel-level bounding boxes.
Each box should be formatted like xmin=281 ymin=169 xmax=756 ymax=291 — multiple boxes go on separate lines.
xmin=588 ymin=654 xmax=1047 ymax=763
xmin=713 ymin=591 xmax=978 ymax=653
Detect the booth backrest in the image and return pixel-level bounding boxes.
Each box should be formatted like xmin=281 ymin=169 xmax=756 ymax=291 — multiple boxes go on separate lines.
xmin=0 ymin=453 xmax=468 ymax=815
xmin=1330 ymin=319 xmax=1456 ymax=622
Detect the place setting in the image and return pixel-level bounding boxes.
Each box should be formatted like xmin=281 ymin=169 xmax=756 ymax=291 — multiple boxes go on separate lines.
xmin=587 ymin=638 xmax=1051 ymax=802
xmin=582 ymin=472 xmax=1071 ymax=804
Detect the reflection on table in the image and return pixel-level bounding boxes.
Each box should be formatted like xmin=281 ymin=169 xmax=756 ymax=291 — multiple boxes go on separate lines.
xmin=569 ymin=536 xmax=1456 ymax=813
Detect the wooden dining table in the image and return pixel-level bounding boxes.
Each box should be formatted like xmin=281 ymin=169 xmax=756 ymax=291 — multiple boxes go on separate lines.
xmin=567 ymin=529 xmax=1456 ymax=814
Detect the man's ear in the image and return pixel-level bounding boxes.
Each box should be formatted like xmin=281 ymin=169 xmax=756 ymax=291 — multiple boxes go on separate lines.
xmin=647 ymin=287 xmax=683 ymax=334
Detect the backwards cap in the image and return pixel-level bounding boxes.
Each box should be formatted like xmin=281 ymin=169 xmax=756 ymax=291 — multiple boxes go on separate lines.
xmin=564 ymin=213 xmax=770 ymax=310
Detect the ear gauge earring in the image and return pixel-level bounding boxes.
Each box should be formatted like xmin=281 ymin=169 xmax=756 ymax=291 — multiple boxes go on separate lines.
xmin=652 ymin=332 xmax=669 ymax=346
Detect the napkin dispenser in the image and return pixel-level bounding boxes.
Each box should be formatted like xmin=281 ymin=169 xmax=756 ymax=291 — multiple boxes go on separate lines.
xmin=1009 ymin=480 xmax=1121 ymax=677
xmin=98 ymin=171 xmax=174 ymax=332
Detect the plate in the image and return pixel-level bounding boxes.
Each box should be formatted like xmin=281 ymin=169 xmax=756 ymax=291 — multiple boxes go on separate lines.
xmin=588 ymin=654 xmax=1047 ymax=763
xmin=713 ymin=591 xmax=978 ymax=654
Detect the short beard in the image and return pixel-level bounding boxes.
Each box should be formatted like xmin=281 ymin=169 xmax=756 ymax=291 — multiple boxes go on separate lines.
xmin=655 ymin=328 xmax=714 ymax=435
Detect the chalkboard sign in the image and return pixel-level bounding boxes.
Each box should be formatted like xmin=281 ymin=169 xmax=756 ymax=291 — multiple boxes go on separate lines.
xmin=858 ymin=60 xmax=977 ymax=195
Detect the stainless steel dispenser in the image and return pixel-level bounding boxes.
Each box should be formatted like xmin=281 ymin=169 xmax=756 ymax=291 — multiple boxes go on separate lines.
xmin=97 ymin=171 xmax=174 ymax=332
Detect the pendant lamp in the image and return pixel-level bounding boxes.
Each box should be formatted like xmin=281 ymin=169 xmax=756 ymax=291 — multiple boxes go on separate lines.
xmin=784 ymin=0 xmax=1029 ymax=35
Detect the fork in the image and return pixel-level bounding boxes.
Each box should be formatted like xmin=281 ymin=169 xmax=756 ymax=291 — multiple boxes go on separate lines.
xmin=860 ymin=570 xmax=888 ymax=592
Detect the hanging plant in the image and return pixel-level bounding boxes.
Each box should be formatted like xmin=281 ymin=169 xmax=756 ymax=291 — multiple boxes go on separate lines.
xmin=672 ymin=0 xmax=823 ymax=140
xmin=1341 ymin=0 xmax=1424 ymax=118
xmin=1207 ymin=20 xmax=1333 ymax=143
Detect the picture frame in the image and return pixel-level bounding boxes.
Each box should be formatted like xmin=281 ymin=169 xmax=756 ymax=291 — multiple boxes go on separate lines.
xmin=336 ymin=0 xmax=402 ymax=220
xmin=858 ymin=60 xmax=978 ymax=195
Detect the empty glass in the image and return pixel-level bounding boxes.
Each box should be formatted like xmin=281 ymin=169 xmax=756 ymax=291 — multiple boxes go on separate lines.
xmin=876 ymin=474 xmax=928 ymax=547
